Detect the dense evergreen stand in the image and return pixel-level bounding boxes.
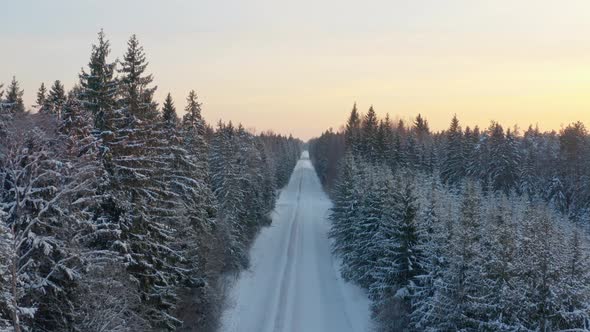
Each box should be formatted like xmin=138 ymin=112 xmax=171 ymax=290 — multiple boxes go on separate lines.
xmin=0 ymin=31 xmax=301 ymax=332
xmin=310 ymin=105 xmax=590 ymax=331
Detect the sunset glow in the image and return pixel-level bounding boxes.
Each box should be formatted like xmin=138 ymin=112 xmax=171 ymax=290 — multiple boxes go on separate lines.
xmin=2 ymin=0 xmax=590 ymax=139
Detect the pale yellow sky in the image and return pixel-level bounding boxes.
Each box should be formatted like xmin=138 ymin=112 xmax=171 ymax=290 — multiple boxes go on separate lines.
xmin=2 ymin=0 xmax=590 ymax=139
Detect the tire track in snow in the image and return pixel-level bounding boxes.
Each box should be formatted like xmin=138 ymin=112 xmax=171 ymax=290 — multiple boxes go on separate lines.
xmin=272 ymin=176 xmax=303 ymax=332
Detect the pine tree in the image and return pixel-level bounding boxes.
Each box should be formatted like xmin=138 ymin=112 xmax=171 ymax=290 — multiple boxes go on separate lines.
xmin=432 ymin=181 xmax=484 ymax=330
xmin=329 ymin=152 xmax=360 ymax=268
xmin=0 ymin=124 xmax=83 ymax=331
xmin=183 ymin=90 xmax=207 ymax=162
xmin=518 ymin=204 xmax=560 ymax=331
xmin=555 ymin=228 xmax=590 ymax=329
xmin=47 ymin=80 xmax=66 ymax=118
xmin=118 ymin=34 xmax=158 ymax=121
xmin=371 ymin=176 xmax=422 ymax=331
xmin=79 ymin=29 xmax=118 ymax=132
xmin=361 ymin=106 xmax=379 ymax=162
xmin=477 ymin=194 xmax=521 ymax=330
xmin=35 ymin=83 xmax=49 ymax=114
xmin=547 ymin=176 xmax=567 ymax=213
xmin=559 ymin=122 xmax=589 ymax=221
xmin=375 ymin=117 xmax=392 ymax=164
xmin=414 ymin=113 xmax=430 ymax=142
xmin=344 ymin=103 xmax=361 ymax=154
xmin=4 ymin=77 xmax=25 ymax=114
xmin=0 ymin=210 xmax=15 ymax=331
xmin=441 ymin=115 xmax=465 ymax=186
xmin=162 ymin=93 xmax=178 ymax=129
xmin=410 ymin=179 xmax=449 ymax=331
xmin=487 ymin=123 xmax=520 ymax=194
xmin=348 ymin=166 xmax=388 ymax=288
xmin=210 ymin=122 xmax=249 ymax=270
xmin=112 ymin=38 xmax=187 ymax=329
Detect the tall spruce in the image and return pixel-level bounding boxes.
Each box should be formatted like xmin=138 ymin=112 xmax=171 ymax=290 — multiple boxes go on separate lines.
xmin=4 ymin=77 xmax=25 ymax=114
xmin=47 ymin=80 xmax=66 ymax=118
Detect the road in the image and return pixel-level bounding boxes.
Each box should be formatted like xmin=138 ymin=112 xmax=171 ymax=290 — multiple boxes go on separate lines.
xmin=220 ymin=151 xmax=371 ymax=332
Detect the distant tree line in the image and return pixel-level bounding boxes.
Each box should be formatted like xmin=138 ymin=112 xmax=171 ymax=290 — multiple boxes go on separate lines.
xmin=310 ymin=104 xmax=590 ymax=331
xmin=0 ymin=31 xmax=300 ymax=332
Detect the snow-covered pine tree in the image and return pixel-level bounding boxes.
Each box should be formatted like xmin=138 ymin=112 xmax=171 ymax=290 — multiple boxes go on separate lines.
xmin=344 ymin=103 xmax=361 ymax=155
xmin=76 ymin=29 xmax=126 ymax=263
xmin=108 ymin=34 xmax=191 ymax=330
xmin=210 ymin=122 xmax=249 ymax=270
xmin=57 ymin=95 xmax=148 ymax=332
xmin=389 ymin=131 xmax=405 ymax=171
xmin=178 ymin=90 xmax=216 ymax=234
xmin=182 ymin=90 xmax=208 ymax=169
xmin=256 ymin=139 xmax=277 ymax=217
xmin=476 ymin=194 xmax=521 ymax=330
xmin=440 ymin=115 xmax=465 ymax=186
xmin=361 ymin=106 xmax=379 ymax=163
xmin=46 ymin=80 xmax=66 ymax=119
xmin=375 ymin=116 xmax=393 ymax=165
xmin=78 ymin=29 xmax=119 ymax=132
xmin=3 ymin=77 xmax=25 ymax=115
xmin=371 ymin=174 xmax=422 ymax=331
xmin=145 ymin=91 xmax=216 ymax=328
xmin=404 ymin=133 xmax=419 ymax=171
xmin=347 ymin=164 xmax=390 ymax=288
xmin=517 ymin=203 xmax=561 ymax=331
xmin=162 ymin=93 xmax=178 ymax=129
xmin=410 ymin=178 xmax=450 ymax=331
xmin=118 ymin=34 xmax=158 ymax=122
xmin=0 ymin=210 xmax=14 ymax=331
xmin=35 ymin=83 xmax=49 ymax=114
xmin=0 ymin=120 xmax=84 ymax=331
xmin=431 ymin=180 xmax=484 ymax=330
xmin=329 ymin=152 xmax=360 ymax=279
xmin=487 ymin=123 xmax=520 ymax=194
xmin=554 ymin=227 xmax=590 ymax=329
xmin=547 ymin=175 xmax=568 ymax=214
xmin=559 ymin=122 xmax=590 ymax=222
xmin=235 ymin=125 xmax=268 ymax=238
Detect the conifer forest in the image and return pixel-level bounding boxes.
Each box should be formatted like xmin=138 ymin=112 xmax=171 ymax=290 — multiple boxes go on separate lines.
xmin=0 ymin=32 xmax=300 ymax=332
xmin=309 ymin=105 xmax=590 ymax=331
xmin=2 ymin=19 xmax=590 ymax=332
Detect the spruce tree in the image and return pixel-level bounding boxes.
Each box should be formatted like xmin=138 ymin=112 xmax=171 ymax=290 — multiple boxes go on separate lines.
xmin=0 ymin=125 xmax=82 ymax=331
xmin=441 ymin=115 xmax=465 ymax=186
xmin=361 ymin=106 xmax=379 ymax=162
xmin=118 ymin=34 xmax=158 ymax=121
xmin=210 ymin=122 xmax=249 ymax=269
xmin=162 ymin=93 xmax=178 ymax=129
xmin=346 ymin=166 xmax=387 ymax=287
xmin=329 ymin=152 xmax=359 ymax=263
xmin=4 ymin=77 xmax=25 ymax=114
xmin=47 ymin=80 xmax=66 ymax=118
xmin=79 ymin=29 xmax=118 ymax=132
xmin=344 ymin=102 xmax=361 ymax=154
xmin=112 ymin=37 xmax=187 ymax=329
xmin=370 ymin=176 xmax=421 ymax=330
xmin=35 ymin=83 xmax=49 ymax=114
xmin=410 ymin=179 xmax=449 ymax=331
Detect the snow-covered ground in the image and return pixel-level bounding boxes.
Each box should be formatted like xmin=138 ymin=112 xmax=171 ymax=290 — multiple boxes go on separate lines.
xmin=220 ymin=151 xmax=372 ymax=332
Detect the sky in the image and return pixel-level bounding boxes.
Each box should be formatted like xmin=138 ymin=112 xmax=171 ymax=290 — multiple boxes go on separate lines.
xmin=1 ymin=0 xmax=590 ymax=140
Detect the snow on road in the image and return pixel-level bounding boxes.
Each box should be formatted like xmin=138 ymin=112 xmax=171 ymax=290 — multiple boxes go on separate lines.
xmin=220 ymin=151 xmax=372 ymax=332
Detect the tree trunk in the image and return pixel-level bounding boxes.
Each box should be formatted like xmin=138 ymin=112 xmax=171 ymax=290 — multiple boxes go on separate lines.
xmin=10 ymin=227 xmax=21 ymax=332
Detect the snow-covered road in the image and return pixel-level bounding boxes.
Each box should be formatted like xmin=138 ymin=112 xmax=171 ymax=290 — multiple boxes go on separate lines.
xmin=220 ymin=151 xmax=371 ymax=332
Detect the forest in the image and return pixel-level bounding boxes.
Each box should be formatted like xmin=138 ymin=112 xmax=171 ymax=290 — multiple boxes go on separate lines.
xmin=309 ymin=105 xmax=590 ymax=331
xmin=0 ymin=31 xmax=301 ymax=332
